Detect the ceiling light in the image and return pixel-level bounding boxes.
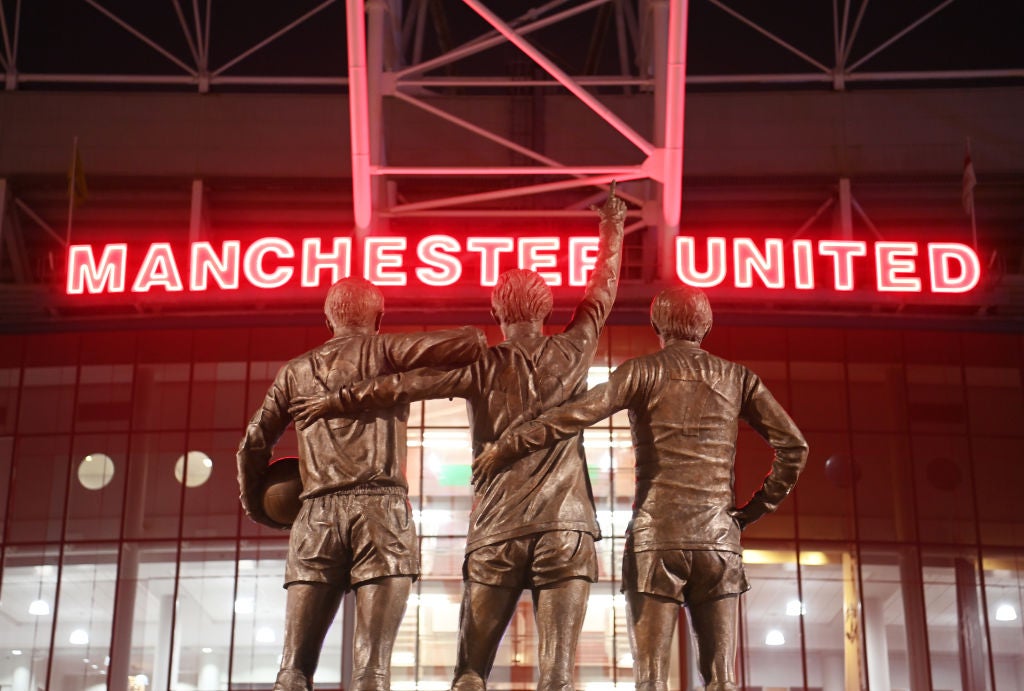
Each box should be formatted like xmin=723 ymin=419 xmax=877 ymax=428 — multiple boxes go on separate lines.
xmin=69 ymin=629 xmax=90 ymax=645
xmin=764 ymin=630 xmax=785 ymax=646
xmin=785 ymin=599 xmax=806 ymax=616
xmin=28 ymin=600 xmax=50 ymax=616
xmin=995 ymin=604 xmax=1018 ymax=621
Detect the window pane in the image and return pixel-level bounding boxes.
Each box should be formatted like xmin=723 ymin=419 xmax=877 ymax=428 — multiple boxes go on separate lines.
xmin=7 ymin=435 xmax=71 ymax=543
xmin=124 ymin=433 xmax=186 ymax=540
xmin=232 ymin=541 xmax=296 ymax=687
xmin=172 ymin=541 xmax=239 ymax=691
xmin=50 ymin=544 xmax=117 ymax=689
xmin=0 ymin=545 xmax=61 ymax=690
xmin=739 ymin=549 xmax=806 ymax=688
xmin=66 ymin=434 xmax=128 ymax=542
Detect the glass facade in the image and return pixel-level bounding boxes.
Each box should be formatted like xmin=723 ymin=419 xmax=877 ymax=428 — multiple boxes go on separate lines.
xmin=1 ymin=323 xmax=1022 ymax=691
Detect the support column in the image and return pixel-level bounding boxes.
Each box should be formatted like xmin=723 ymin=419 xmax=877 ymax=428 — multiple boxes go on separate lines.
xmin=153 ymin=594 xmax=175 ymax=691
xmin=842 ymin=551 xmax=865 ymax=690
xmin=188 ymin=179 xmax=208 ymax=243
xmin=899 ymin=548 xmax=932 ymax=691
xmin=836 ymin=178 xmax=854 ymax=239
xmin=863 ymin=597 xmax=891 ymax=690
xmin=955 ymin=558 xmax=987 ymax=690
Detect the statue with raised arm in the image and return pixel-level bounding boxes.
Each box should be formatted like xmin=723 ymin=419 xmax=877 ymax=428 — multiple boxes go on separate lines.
xmin=474 ymin=286 xmax=808 ymax=691
xmin=290 ymin=186 xmax=626 ymax=691
xmin=237 ymin=276 xmax=487 ymax=691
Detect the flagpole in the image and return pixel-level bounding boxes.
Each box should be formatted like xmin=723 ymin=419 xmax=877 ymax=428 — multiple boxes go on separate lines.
xmin=65 ymin=136 xmax=78 ymax=247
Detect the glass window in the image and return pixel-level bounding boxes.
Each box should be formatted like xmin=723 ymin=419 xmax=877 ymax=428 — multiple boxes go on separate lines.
xmin=7 ymin=435 xmax=71 ymax=543
xmin=232 ymin=541 xmax=313 ymax=687
xmin=172 ymin=541 xmax=242 ymax=691
xmin=124 ymin=433 xmax=187 ymax=540
xmin=182 ymin=431 xmax=245 ymax=538
xmin=66 ymin=434 xmax=129 ymax=542
xmin=922 ymin=551 xmax=994 ymax=691
xmin=972 ymin=436 xmax=1024 ymax=546
xmin=912 ymin=435 xmax=975 ymax=544
xmin=739 ymin=548 xmax=806 ymax=688
xmin=794 ymin=431 xmax=856 ymax=541
xmin=0 ymin=357 xmax=21 ymax=435
xmin=851 ymin=433 xmax=916 ymax=542
xmin=983 ymin=551 xmax=1024 ymax=690
xmin=50 ymin=544 xmax=117 ymax=690
xmin=0 ymin=545 xmax=62 ymax=690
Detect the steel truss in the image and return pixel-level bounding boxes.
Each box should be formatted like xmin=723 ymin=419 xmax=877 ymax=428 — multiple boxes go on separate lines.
xmin=0 ymin=0 xmax=1021 ymax=290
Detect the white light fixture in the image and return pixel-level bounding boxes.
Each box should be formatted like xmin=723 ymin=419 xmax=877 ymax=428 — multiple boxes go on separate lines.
xmin=135 ymin=673 xmax=150 ymax=687
xmin=785 ymin=599 xmax=806 ymax=616
xmin=69 ymin=629 xmax=90 ymax=645
xmin=234 ymin=597 xmax=254 ymax=614
xmin=764 ymin=629 xmax=785 ymax=646
xmin=202 ymin=647 xmax=213 ymax=654
xmin=12 ymin=649 xmax=22 ymax=656
xmin=995 ymin=604 xmax=1018 ymax=621
xmin=174 ymin=451 xmax=214 ymax=487
xmin=255 ymin=626 xmax=276 ymax=643
xmin=28 ymin=600 xmax=50 ymax=616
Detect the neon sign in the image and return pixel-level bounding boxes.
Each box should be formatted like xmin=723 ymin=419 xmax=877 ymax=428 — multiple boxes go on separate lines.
xmin=66 ymin=235 xmax=981 ymax=296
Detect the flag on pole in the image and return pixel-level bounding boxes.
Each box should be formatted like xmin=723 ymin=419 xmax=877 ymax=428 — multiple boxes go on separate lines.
xmin=961 ymin=145 xmax=976 ymax=216
xmin=68 ymin=144 xmax=88 ymax=208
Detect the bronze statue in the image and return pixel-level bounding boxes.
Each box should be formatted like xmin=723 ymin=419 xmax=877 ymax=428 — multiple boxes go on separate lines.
xmin=290 ymin=188 xmax=626 ymax=691
xmin=473 ymin=286 xmax=808 ymax=691
xmin=237 ymin=276 xmax=487 ymax=691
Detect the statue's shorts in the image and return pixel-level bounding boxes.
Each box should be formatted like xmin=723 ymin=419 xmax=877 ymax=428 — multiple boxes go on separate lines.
xmin=622 ymin=548 xmax=750 ymax=607
xmin=284 ymin=487 xmax=419 ymax=591
xmin=463 ymin=530 xmax=598 ymax=589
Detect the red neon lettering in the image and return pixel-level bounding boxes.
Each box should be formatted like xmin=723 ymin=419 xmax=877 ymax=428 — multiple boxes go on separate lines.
xmin=793 ymin=240 xmax=815 ymax=289
xmin=190 ymin=241 xmax=240 ymax=291
xmin=568 ymin=237 xmax=599 ymax=287
xmin=675 ymin=237 xmax=727 ymax=287
xmin=929 ymin=243 xmax=981 ymax=293
xmin=467 ymin=237 xmax=514 ymax=287
xmin=365 ymin=237 xmax=407 ymax=286
xmin=818 ymin=241 xmax=866 ymax=291
xmin=132 ymin=243 xmax=184 ymax=292
xmin=302 ymin=237 xmax=352 ymax=288
xmin=734 ymin=238 xmax=785 ymax=289
xmin=244 ymin=238 xmax=294 ymax=289
xmin=875 ymin=242 xmax=921 ymax=292
xmin=67 ymin=244 xmax=127 ymax=294
xmin=416 ymin=235 xmax=462 ymax=287
xmin=518 ymin=237 xmax=562 ymax=286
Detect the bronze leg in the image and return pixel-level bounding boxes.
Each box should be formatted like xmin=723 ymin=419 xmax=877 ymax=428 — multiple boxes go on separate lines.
xmin=275 ymin=583 xmax=344 ymax=691
xmin=625 ymin=590 xmax=678 ymax=691
xmin=451 ymin=581 xmax=521 ymax=691
xmin=351 ymin=576 xmax=414 ymax=691
xmin=533 ymin=578 xmax=590 ymax=691
xmin=687 ymin=596 xmax=739 ymax=690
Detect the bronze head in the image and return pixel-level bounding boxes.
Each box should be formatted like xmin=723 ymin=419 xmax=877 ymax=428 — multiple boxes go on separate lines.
xmin=650 ymin=286 xmax=713 ymax=344
xmin=324 ymin=277 xmax=385 ymax=333
xmin=491 ymin=269 xmax=553 ymax=326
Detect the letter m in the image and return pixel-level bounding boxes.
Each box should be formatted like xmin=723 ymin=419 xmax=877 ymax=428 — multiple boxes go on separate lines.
xmin=67 ymin=244 xmax=128 ymax=294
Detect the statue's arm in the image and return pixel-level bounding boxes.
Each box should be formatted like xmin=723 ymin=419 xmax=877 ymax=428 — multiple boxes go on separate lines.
xmin=384 ymin=326 xmax=487 ymax=371
xmin=733 ymin=375 xmax=809 ymax=529
xmin=563 ymin=185 xmax=626 ymax=339
xmin=289 ymin=363 xmax=475 ymax=426
xmin=474 ymin=362 xmax=639 ymax=482
xmin=237 ymin=369 xmax=292 ymax=528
